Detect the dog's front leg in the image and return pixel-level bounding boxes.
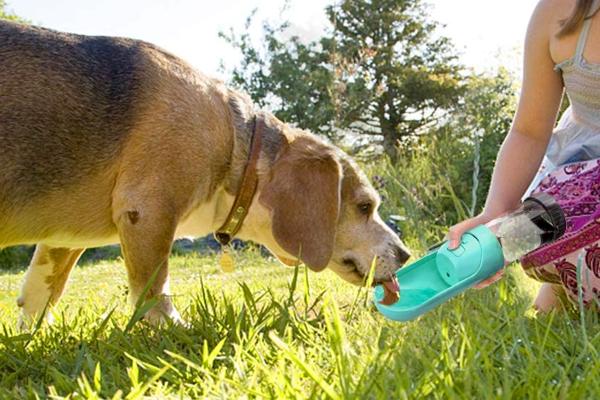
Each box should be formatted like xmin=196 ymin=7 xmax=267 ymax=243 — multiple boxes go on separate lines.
xmin=115 ymin=203 xmax=185 ymax=326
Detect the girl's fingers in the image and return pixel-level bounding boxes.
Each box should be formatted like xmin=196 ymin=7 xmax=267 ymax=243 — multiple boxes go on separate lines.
xmin=446 ymin=213 xmax=505 ymax=289
xmin=446 ymin=217 xmax=485 ymax=249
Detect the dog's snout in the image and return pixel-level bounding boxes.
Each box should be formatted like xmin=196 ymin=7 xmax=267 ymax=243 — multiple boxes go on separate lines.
xmin=394 ymin=245 xmax=411 ymax=265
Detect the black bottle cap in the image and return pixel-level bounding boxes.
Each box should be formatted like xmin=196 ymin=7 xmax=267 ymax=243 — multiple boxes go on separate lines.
xmin=523 ymin=192 xmax=567 ymax=244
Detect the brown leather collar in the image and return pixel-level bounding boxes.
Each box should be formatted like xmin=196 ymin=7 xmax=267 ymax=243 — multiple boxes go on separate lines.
xmin=214 ymin=115 xmax=264 ymax=246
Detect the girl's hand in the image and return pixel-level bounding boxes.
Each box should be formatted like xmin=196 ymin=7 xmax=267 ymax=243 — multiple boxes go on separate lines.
xmin=446 ymin=213 xmax=504 ymax=289
xmin=447 ymin=213 xmax=492 ymax=250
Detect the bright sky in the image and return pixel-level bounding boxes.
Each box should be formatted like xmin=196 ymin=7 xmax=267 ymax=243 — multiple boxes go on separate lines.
xmin=7 ymin=0 xmax=538 ymax=80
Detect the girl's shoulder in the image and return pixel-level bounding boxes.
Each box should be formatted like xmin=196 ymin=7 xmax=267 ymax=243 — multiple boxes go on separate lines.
xmin=534 ymin=0 xmax=575 ymax=22
xmin=530 ymin=0 xmax=577 ymax=38
xmin=536 ymin=0 xmax=574 ymax=12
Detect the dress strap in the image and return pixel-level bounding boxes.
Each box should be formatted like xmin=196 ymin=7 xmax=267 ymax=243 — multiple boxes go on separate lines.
xmin=575 ymin=0 xmax=600 ymax=62
xmin=591 ymin=0 xmax=600 ymax=16
xmin=575 ymin=17 xmax=593 ymax=63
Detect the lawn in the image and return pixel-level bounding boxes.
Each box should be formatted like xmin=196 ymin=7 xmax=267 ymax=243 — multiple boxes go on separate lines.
xmin=0 ymin=248 xmax=598 ymax=399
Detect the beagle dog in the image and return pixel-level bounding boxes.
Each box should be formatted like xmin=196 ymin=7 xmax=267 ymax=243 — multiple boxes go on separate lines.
xmin=0 ymin=20 xmax=410 ymax=327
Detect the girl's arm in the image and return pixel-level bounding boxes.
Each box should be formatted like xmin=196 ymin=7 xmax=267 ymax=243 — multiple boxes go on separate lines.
xmin=448 ymin=0 xmax=564 ymax=253
xmin=480 ymin=0 xmax=565 ymax=219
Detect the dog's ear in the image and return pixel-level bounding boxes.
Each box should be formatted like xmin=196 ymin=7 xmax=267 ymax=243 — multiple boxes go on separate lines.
xmin=259 ymin=139 xmax=341 ymax=271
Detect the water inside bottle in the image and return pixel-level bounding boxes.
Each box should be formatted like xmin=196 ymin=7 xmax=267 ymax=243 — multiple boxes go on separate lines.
xmin=487 ymin=212 xmax=543 ymax=262
xmin=485 ymin=193 xmax=566 ymax=263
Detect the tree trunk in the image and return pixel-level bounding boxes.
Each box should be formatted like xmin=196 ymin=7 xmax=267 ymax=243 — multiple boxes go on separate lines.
xmin=382 ymin=132 xmax=399 ymax=162
xmin=377 ymin=98 xmax=399 ymax=162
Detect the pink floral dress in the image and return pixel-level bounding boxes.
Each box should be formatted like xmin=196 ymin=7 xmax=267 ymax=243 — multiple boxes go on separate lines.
xmin=521 ymin=161 xmax=600 ymax=306
xmin=520 ymin=3 xmax=600 ymax=308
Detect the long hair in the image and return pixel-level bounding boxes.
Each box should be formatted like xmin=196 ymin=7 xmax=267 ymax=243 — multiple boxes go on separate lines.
xmin=557 ymin=0 xmax=598 ymax=36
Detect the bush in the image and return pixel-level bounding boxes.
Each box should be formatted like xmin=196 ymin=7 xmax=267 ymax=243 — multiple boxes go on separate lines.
xmin=0 ymin=246 xmax=33 ymax=270
xmin=367 ymin=129 xmax=473 ymax=253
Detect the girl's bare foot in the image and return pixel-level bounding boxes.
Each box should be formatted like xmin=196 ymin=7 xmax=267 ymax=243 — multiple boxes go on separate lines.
xmin=533 ymin=283 xmax=561 ymax=313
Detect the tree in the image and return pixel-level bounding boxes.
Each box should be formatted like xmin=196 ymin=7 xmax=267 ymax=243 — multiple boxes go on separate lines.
xmin=0 ymin=1 xmax=25 ymax=22
xmin=221 ymin=0 xmax=464 ymax=159
xmin=325 ymin=0 xmax=464 ymax=156
xmin=220 ymin=14 xmax=341 ymax=140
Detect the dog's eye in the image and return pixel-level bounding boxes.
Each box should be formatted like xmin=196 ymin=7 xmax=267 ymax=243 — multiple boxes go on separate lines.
xmin=357 ymin=202 xmax=373 ymax=215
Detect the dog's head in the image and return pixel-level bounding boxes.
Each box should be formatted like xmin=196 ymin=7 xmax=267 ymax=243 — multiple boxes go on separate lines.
xmin=250 ymin=125 xmax=411 ymax=285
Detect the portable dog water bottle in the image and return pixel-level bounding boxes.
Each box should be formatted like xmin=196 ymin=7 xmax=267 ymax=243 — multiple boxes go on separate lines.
xmin=374 ymin=192 xmax=566 ymax=321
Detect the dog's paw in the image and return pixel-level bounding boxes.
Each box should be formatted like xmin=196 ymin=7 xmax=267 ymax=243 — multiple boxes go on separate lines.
xmin=16 ymin=315 xmax=31 ymax=332
xmin=171 ymin=315 xmax=192 ymax=329
xmin=143 ymin=307 xmax=190 ymax=328
xmin=17 ymin=311 xmax=54 ymax=332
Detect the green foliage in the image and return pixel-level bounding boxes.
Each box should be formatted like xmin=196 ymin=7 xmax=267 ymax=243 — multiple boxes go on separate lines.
xmin=0 ymin=251 xmax=598 ymax=398
xmin=326 ymin=0 xmax=464 ymax=155
xmin=222 ymin=0 xmax=464 ymax=157
xmin=363 ymin=69 xmax=516 ymax=252
xmin=0 ymin=246 xmax=33 ymax=270
xmin=369 ymin=130 xmax=472 ymax=252
xmin=0 ymin=1 xmax=26 ymax=22
xmin=454 ymin=69 xmax=517 ymax=211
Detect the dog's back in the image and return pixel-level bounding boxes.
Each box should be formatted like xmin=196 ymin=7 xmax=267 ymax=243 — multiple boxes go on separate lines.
xmin=0 ymin=20 xmax=145 ymax=204
xmin=0 ymin=21 xmax=235 ymax=247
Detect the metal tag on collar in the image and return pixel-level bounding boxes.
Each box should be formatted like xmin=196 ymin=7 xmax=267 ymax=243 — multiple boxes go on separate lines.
xmin=219 ymin=245 xmax=235 ymax=273
xmin=214 ymin=233 xmax=235 ymax=273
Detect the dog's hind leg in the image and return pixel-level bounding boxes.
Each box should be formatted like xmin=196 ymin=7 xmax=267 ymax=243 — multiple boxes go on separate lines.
xmin=115 ymin=204 xmax=185 ymax=326
xmin=17 ymin=244 xmax=85 ymax=329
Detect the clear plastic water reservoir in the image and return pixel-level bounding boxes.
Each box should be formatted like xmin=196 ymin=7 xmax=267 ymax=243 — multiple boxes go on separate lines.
xmin=485 ymin=192 xmax=566 ymax=262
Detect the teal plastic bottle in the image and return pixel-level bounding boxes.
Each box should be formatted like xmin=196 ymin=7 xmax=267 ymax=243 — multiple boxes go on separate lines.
xmin=374 ymin=192 xmax=566 ymax=322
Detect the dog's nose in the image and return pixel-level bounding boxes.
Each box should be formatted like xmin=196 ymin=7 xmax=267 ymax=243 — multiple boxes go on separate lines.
xmin=395 ymin=245 xmax=411 ymax=265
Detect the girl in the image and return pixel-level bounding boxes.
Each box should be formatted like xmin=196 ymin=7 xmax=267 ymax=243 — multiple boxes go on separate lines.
xmin=449 ymin=0 xmax=600 ymax=312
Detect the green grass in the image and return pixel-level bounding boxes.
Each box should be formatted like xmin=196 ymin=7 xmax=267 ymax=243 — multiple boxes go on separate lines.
xmin=0 ymin=249 xmax=598 ymax=399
